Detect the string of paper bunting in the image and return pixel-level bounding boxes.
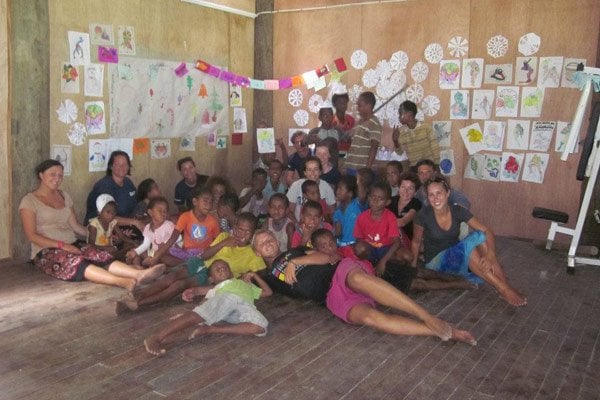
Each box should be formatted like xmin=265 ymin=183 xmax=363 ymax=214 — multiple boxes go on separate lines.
xmin=195 ymin=57 xmax=347 ymax=90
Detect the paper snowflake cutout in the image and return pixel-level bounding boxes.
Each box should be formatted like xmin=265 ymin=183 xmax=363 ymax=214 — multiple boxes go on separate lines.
xmin=487 ymin=35 xmax=508 ymax=58
xmin=376 ymin=60 xmax=392 ymax=79
xmin=448 ymin=36 xmax=469 ymax=58
xmin=406 ymin=83 xmax=424 ymax=103
xmin=308 ymin=94 xmax=324 ymax=114
xmin=56 ymin=99 xmax=78 ymax=124
xmin=386 ymin=101 xmax=400 ymax=127
xmin=362 ymin=68 xmax=379 ymax=88
xmin=416 ymin=109 xmax=425 ymax=122
xmin=349 ymin=84 xmax=363 ymax=103
xmin=518 ymin=32 xmax=541 ymax=56
xmin=411 ymin=61 xmax=429 ymax=83
xmin=389 ymin=51 xmax=409 ymax=71
xmin=377 ymin=71 xmax=404 ymax=99
xmin=67 ymin=122 xmax=86 ymax=146
xmin=389 ymin=70 xmax=407 ymax=90
xmin=350 ymin=49 xmax=368 ymax=70
xmin=421 ymin=95 xmax=441 ymax=116
xmin=424 ymin=43 xmax=444 ymax=64
xmin=293 ymin=109 xmax=309 ymax=127
xmin=288 ymin=89 xmax=303 ymax=107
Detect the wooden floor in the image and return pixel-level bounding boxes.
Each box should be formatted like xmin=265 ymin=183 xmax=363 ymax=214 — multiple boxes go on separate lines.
xmin=1 ymin=237 xmax=599 ymax=400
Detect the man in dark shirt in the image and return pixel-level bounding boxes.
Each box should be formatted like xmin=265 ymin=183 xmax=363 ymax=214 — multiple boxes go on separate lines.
xmin=174 ymin=157 xmax=208 ymax=212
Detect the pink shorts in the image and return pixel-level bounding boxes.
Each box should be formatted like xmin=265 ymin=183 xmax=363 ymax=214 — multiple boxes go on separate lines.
xmin=326 ymin=258 xmax=376 ymax=323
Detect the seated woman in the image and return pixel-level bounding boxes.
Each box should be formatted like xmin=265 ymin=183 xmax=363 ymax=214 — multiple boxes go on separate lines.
xmin=388 ymin=171 xmax=421 ymax=247
xmin=19 ymin=160 xmax=165 ymax=289
xmin=411 ymin=175 xmax=527 ymax=306
xmin=312 ymin=229 xmax=476 ymax=345
xmin=315 ymin=138 xmax=341 ymax=190
xmin=252 ymin=229 xmax=339 ymax=303
xmin=84 ymin=150 xmax=145 ymax=240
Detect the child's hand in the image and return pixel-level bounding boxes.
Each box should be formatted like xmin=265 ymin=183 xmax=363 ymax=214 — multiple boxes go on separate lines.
xmin=126 ymin=249 xmax=137 ymax=261
xmin=375 ymin=260 xmax=386 ymax=277
xmin=142 ymin=256 xmax=156 ymax=267
xmin=284 ymin=261 xmax=298 ymax=284
xmin=222 ymin=235 xmax=238 ymax=247
xmin=182 ymin=288 xmax=197 ymax=302
xmin=241 ymin=272 xmax=255 ymax=283
xmin=328 ymin=253 xmax=341 ymax=265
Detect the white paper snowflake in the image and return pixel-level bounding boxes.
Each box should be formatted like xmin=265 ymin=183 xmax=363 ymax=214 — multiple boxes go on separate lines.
xmin=389 ymin=70 xmax=407 ymax=91
xmin=293 ymin=109 xmax=309 ymax=127
xmin=421 ymin=95 xmax=441 ymax=116
xmin=349 ymin=84 xmax=363 ymax=103
xmin=416 ymin=109 xmax=425 ymax=122
xmin=411 ymin=61 xmax=429 ymax=83
xmin=350 ymin=49 xmax=368 ymax=70
xmin=448 ymin=36 xmax=469 ymax=58
xmin=308 ymin=94 xmax=324 ymax=114
xmin=518 ymin=32 xmax=541 ymax=56
xmin=362 ymin=69 xmax=380 ymax=88
xmin=376 ymin=60 xmax=392 ymax=79
xmin=67 ymin=122 xmax=86 ymax=146
xmin=56 ymin=99 xmax=78 ymax=124
xmin=389 ymin=51 xmax=409 ymax=71
xmin=424 ymin=43 xmax=444 ymax=64
xmin=487 ymin=35 xmax=509 ymax=58
xmin=386 ymin=101 xmax=400 ymax=126
xmin=288 ymin=89 xmax=303 ymax=107
xmin=406 ymin=83 xmax=424 ymax=103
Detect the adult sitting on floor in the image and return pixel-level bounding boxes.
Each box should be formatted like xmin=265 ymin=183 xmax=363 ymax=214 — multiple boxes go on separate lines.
xmin=252 ymin=229 xmax=339 ymax=303
xmin=19 ymin=159 xmax=165 ymax=289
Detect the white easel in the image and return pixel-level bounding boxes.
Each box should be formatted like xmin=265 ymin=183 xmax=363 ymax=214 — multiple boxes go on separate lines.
xmin=558 ymin=65 xmax=600 ymax=272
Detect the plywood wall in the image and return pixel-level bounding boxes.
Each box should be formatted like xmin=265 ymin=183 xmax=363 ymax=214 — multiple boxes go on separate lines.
xmin=0 ymin=0 xmax=11 ymax=260
xmin=272 ymin=0 xmax=600 ymax=240
xmin=49 ymin=0 xmax=254 ymax=221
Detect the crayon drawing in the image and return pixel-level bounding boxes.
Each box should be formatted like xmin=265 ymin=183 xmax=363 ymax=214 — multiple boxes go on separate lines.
xmin=68 ymin=31 xmax=91 ymax=66
xmin=529 ymin=121 xmax=556 ymax=152
xmin=464 ymin=154 xmax=485 ymax=180
xmin=483 ymin=121 xmax=505 ymax=152
xmin=461 ymin=58 xmax=484 ymax=88
xmin=500 ymin=152 xmax=524 ymax=182
xmin=471 ymin=90 xmax=495 ymax=119
xmin=555 ymin=121 xmax=574 ymax=153
xmin=150 ymin=139 xmax=171 ymax=159
xmin=450 ymin=90 xmax=469 ymax=120
xmin=538 ymin=57 xmax=563 ymax=88
xmin=520 ymin=87 xmax=544 ymax=118
xmin=515 ymin=57 xmax=537 ymax=85
xmin=495 ymin=86 xmax=519 ymax=118
xmin=51 ymin=145 xmax=72 ymax=176
xmin=506 ymin=120 xmax=531 ymax=151
xmin=84 ymin=101 xmax=106 ymax=135
xmin=432 ymin=121 xmax=452 ymax=147
xmin=484 ymin=63 xmax=513 ymax=85
xmin=257 ymin=128 xmax=276 ymax=153
xmin=118 ymin=26 xmax=136 ymax=55
xmin=61 ymin=62 xmax=79 ymax=94
xmin=561 ymin=58 xmax=586 ymax=88
xmin=522 ymin=153 xmax=549 ymax=184
xmin=438 ymin=60 xmax=460 ymax=89
xmin=89 ymin=23 xmax=113 ymax=45
xmin=439 ymin=149 xmax=456 ymax=176
xmin=482 ymin=154 xmax=502 ymax=182
xmin=84 ymin=64 xmax=104 ymax=97
xmin=459 ymin=123 xmax=484 ymax=155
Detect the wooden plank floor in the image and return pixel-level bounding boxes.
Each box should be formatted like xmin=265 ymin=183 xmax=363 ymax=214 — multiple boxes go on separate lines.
xmin=1 ymin=237 xmax=599 ymax=400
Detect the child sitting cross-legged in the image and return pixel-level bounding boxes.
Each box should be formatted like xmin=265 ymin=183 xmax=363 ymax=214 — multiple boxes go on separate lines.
xmin=115 ymin=212 xmax=264 ymax=314
xmin=143 ymin=259 xmax=272 ymax=356
xmin=310 ymin=229 xmax=476 ymax=345
xmin=287 ymin=200 xmax=333 ymax=249
xmin=87 ymin=194 xmax=137 ymax=258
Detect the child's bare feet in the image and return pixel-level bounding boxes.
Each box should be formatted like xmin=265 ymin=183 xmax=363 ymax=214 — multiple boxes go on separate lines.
xmin=189 ymin=323 xmax=210 ymax=339
xmin=137 ymin=263 xmax=166 ymax=286
xmin=498 ymin=286 xmax=527 ymax=307
xmin=115 ymin=297 xmax=138 ymax=315
xmin=144 ymin=337 xmax=166 ymax=356
xmin=450 ymin=326 xmax=477 ymax=346
xmin=424 ymin=317 xmax=452 ymax=341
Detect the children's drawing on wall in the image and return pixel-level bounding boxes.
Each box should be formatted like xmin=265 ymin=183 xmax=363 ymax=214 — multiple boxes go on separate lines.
xmin=106 ymin=139 xmax=133 ymax=160
xmin=133 ymin=138 xmax=150 ymax=155
xmin=110 ymin=57 xmax=229 ymax=138
xmin=483 ymin=121 xmax=505 ymax=152
xmin=230 ymin=84 xmax=242 ymax=107
xmin=529 ymin=121 xmax=556 ymax=152
xmin=464 ymin=154 xmax=485 ymax=180
xmin=89 ymin=23 xmax=113 ymax=45
xmin=89 ymin=139 xmax=108 ymax=172
xmin=98 ymin=46 xmax=118 ymax=63
xmin=68 ymin=31 xmax=91 ymax=66
xmin=432 ymin=121 xmax=452 ymax=147
xmin=515 ymin=57 xmax=538 ymax=85
xmin=471 ymin=90 xmax=495 ymax=119
xmin=484 ymin=64 xmax=513 ymax=85
xmin=84 ymin=64 xmax=104 ymax=97
xmin=459 ymin=123 xmax=484 ymax=155
xmin=438 ymin=60 xmax=460 ymax=89
xmin=117 ymin=26 xmax=136 ymax=55
xmin=233 ymin=108 xmax=247 ymax=133
xmin=520 ymin=87 xmax=544 ymax=118
xmin=500 ymin=152 xmax=524 ymax=182
xmin=150 ymin=139 xmax=171 ymax=159
xmin=56 ymin=99 xmax=78 ymax=125
xmin=216 ymin=136 xmax=227 ymax=149
xmin=288 ymin=128 xmax=309 ymax=146
xmin=482 ymin=154 xmax=502 ymax=182
xmin=439 ymin=149 xmax=456 ymax=176
xmin=207 ymin=131 xmax=217 ymax=146
xmin=61 ymin=62 xmax=79 ymax=94
xmin=518 ymin=32 xmax=541 ymax=56
xmin=495 ymin=86 xmax=519 ymax=118
xmin=555 ymin=121 xmax=574 ymax=153
xmin=561 ymin=58 xmax=586 ymax=88
xmin=461 ymin=58 xmax=483 ymax=88
xmin=506 ymin=120 xmax=530 ymax=151
xmin=84 ymin=101 xmax=106 ymax=135
xmin=450 ymin=90 xmax=469 ymax=120
xmin=51 ymin=145 xmax=72 ymax=176
xmin=522 ymin=153 xmax=549 ymax=184
xmin=538 ymin=57 xmax=563 ymax=88
xmin=257 ymin=128 xmax=276 ymax=153
xmin=179 ymin=134 xmax=196 ymax=152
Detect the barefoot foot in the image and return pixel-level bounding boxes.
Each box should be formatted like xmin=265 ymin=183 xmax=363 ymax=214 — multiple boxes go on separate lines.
xmin=498 ymin=286 xmax=527 ymax=307
xmin=189 ymin=323 xmax=211 ymax=339
xmin=115 ymin=298 xmax=139 ymax=316
xmin=425 ymin=317 xmax=452 ymax=341
xmin=144 ymin=337 xmax=166 ymax=356
xmin=137 ymin=264 xmax=166 ymax=286
xmin=450 ymin=326 xmax=477 ymax=346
